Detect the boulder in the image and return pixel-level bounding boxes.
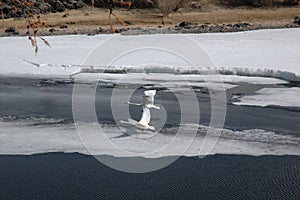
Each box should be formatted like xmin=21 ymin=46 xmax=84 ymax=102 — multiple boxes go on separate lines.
xmin=39 ymin=3 xmax=51 ymax=14
xmin=189 ymin=1 xmax=202 ymax=9
xmin=179 ymin=22 xmax=189 ymax=28
xmin=50 ymin=1 xmax=65 ymax=12
xmin=49 ymin=28 xmax=57 ymax=33
xmin=6 ymin=10 xmax=18 ymax=18
xmin=294 ymin=16 xmax=300 ymax=25
xmin=0 ymin=0 xmax=90 ymax=19
xmin=65 ymin=3 xmax=76 ymax=9
xmin=60 ymin=24 xmax=68 ymax=29
xmin=125 ymin=21 xmax=133 ymax=25
xmin=5 ymin=26 xmax=16 ymax=33
xmin=75 ymin=0 xmax=85 ymax=8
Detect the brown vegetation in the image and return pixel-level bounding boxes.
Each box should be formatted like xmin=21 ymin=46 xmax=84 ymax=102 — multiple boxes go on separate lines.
xmin=0 ymin=3 xmax=4 ymax=29
xmin=157 ymin=0 xmax=186 ymax=24
xmin=0 ymin=0 xmax=299 ymax=36
xmin=109 ymin=1 xmax=125 ymax=33
xmin=118 ymin=0 xmax=133 ymax=11
xmin=12 ymin=1 xmax=51 ymax=54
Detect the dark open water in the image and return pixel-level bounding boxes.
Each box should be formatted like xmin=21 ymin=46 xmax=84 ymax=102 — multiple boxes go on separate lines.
xmin=0 ymin=76 xmax=300 ymax=135
xmin=0 ymin=153 xmax=299 ymax=200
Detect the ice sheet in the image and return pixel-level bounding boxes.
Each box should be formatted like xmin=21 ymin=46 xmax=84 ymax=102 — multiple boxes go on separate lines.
xmin=0 ymin=118 xmax=299 ymax=157
xmin=233 ymin=87 xmax=300 ymax=108
xmin=74 ymin=73 xmax=287 ymax=91
xmin=0 ymin=29 xmax=299 ymax=82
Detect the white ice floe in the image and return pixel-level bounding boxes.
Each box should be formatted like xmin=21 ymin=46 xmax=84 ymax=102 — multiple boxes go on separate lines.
xmin=74 ymin=73 xmax=287 ymax=91
xmin=233 ymin=87 xmax=300 ymax=108
xmin=0 ymin=29 xmax=299 ymax=82
xmin=0 ymin=118 xmax=299 ymax=157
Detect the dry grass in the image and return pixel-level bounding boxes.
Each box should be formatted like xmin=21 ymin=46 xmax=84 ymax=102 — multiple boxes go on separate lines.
xmin=171 ymin=6 xmax=300 ymax=24
xmin=1 ymin=5 xmax=299 ymax=34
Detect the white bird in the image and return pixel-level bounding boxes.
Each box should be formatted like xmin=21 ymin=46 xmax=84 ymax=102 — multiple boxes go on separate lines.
xmin=120 ymin=106 xmax=155 ymax=131
xmin=128 ymin=90 xmax=160 ymax=110
xmin=120 ymin=90 xmax=160 ymax=131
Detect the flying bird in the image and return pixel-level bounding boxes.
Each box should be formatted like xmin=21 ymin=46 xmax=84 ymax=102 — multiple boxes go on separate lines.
xmin=120 ymin=106 xmax=155 ymax=131
xmin=120 ymin=90 xmax=160 ymax=131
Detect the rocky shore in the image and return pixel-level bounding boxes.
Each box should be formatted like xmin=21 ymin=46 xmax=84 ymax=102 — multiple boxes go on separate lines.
xmin=1 ymin=0 xmax=299 ymax=37
xmin=120 ymin=22 xmax=299 ymax=35
xmin=1 ymin=21 xmax=299 ymax=37
xmin=0 ymin=0 xmax=85 ymax=18
xmin=0 ymin=0 xmax=154 ymax=19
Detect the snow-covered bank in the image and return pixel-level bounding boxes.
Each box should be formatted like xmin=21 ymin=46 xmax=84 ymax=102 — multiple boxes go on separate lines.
xmin=194 ymin=28 xmax=300 ymax=79
xmin=0 ymin=118 xmax=299 ymax=157
xmin=0 ymin=28 xmax=299 ymax=81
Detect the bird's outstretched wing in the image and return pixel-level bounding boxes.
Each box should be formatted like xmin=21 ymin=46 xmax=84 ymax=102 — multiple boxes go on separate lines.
xmin=128 ymin=102 xmax=143 ymax=106
xmin=121 ymin=90 xmax=158 ymax=131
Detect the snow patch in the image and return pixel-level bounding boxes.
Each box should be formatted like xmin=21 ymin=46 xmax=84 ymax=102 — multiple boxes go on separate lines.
xmin=0 ymin=29 xmax=299 ymax=82
xmin=0 ymin=117 xmax=299 ymax=157
xmin=233 ymin=87 xmax=300 ymax=108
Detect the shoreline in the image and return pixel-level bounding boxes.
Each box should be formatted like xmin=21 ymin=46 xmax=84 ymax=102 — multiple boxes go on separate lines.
xmin=1 ymin=22 xmax=299 ymax=37
xmin=1 ymin=5 xmax=300 ymax=37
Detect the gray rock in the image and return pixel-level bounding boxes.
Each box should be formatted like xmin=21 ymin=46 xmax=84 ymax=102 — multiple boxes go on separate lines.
xmin=294 ymin=16 xmax=300 ymax=25
xmin=6 ymin=10 xmax=18 ymax=18
xmin=5 ymin=27 xmax=16 ymax=33
xmin=179 ymin=22 xmax=189 ymax=28
xmin=75 ymin=0 xmax=85 ymax=8
xmin=125 ymin=21 xmax=133 ymax=26
xmin=39 ymin=3 xmax=51 ymax=13
xmin=60 ymin=24 xmax=68 ymax=29
xmin=50 ymin=1 xmax=65 ymax=12
xmin=49 ymin=28 xmax=58 ymax=33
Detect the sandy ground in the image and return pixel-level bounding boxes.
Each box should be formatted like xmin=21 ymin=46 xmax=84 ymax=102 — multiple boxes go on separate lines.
xmin=0 ymin=6 xmax=300 ymax=36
